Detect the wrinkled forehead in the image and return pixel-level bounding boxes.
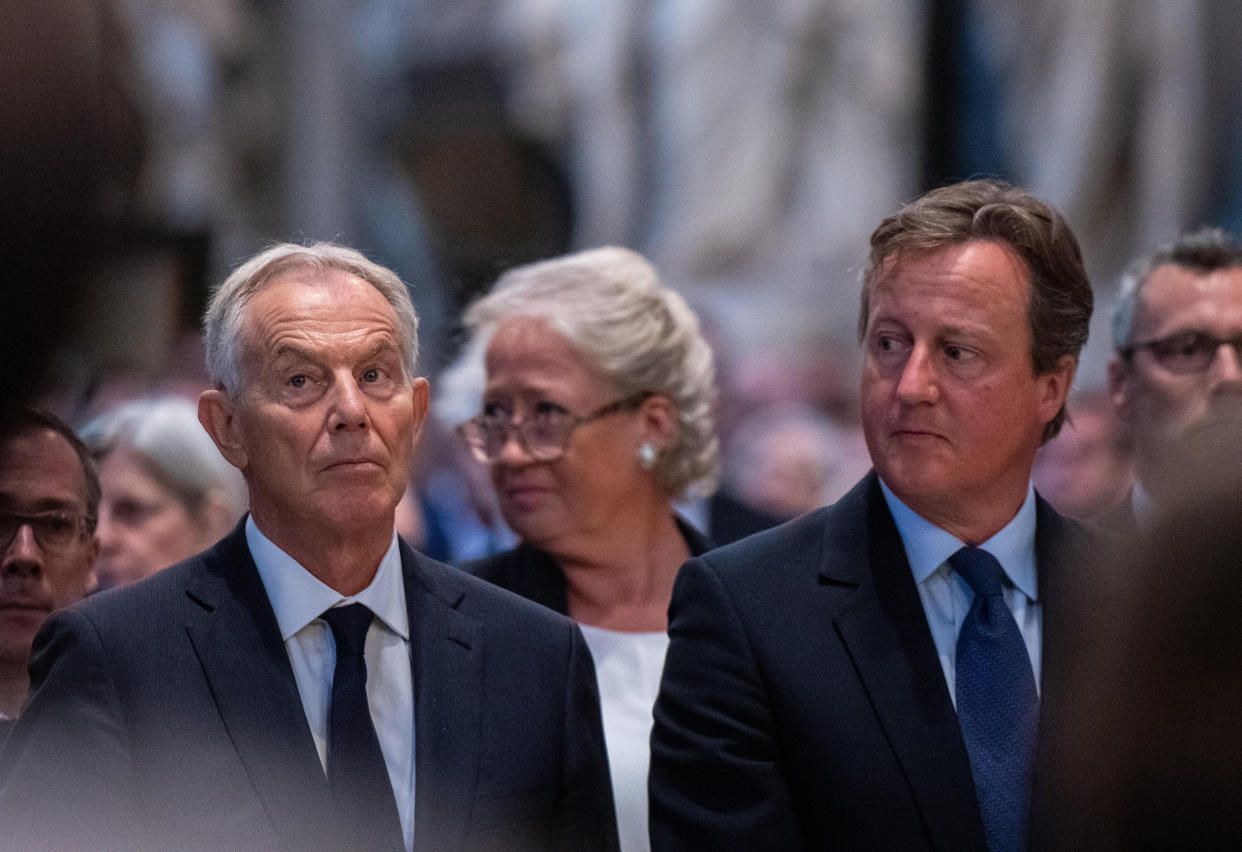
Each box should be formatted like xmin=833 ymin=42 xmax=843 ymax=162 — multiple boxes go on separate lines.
xmin=238 ymin=268 xmax=402 ymax=357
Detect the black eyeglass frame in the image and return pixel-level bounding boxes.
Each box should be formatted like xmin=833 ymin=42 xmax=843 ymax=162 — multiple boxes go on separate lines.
xmin=0 ymin=510 xmax=91 ymax=554
xmin=455 ymin=391 xmax=654 ymax=463
xmin=1121 ymin=330 xmax=1242 ymax=375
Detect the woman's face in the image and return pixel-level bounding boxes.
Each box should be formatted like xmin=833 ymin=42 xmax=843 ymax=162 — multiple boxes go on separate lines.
xmin=94 ymin=446 xmax=219 ymax=590
xmin=481 ymin=317 xmax=653 ymax=556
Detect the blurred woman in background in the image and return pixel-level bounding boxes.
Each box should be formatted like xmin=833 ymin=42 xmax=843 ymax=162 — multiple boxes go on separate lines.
xmin=455 ymin=246 xmax=719 ymax=852
xmin=81 ymin=396 xmax=246 ymax=590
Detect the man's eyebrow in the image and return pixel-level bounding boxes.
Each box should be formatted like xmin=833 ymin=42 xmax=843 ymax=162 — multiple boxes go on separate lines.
xmin=271 ymin=343 xmax=317 ymax=363
xmin=937 ymin=320 xmax=994 ymax=340
xmin=270 ymin=339 xmax=399 ymax=366
xmin=360 ymin=338 xmax=400 ymax=361
xmin=0 ymin=494 xmax=82 ymax=514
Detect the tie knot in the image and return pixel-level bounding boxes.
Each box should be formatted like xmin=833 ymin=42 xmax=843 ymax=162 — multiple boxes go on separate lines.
xmin=321 ymin=603 xmax=374 ymax=658
xmin=949 ymin=546 xmax=1006 ymax=597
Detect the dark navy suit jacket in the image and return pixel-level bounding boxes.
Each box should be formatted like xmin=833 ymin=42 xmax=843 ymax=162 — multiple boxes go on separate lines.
xmin=649 ymin=472 xmax=1101 ymax=851
xmin=0 ymin=521 xmax=618 ymax=852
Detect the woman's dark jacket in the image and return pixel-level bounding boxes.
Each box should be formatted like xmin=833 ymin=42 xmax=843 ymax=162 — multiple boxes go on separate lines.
xmin=459 ymin=517 xmax=712 ymax=616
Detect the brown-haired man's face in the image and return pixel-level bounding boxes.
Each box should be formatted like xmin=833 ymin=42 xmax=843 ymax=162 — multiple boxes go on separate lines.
xmin=860 ymin=240 xmax=1072 ymax=538
xmin=0 ymin=428 xmax=98 ymax=668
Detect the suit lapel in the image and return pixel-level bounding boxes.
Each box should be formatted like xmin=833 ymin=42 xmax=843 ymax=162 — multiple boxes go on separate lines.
xmin=402 ymin=545 xmax=482 ymax=852
xmin=826 ymin=475 xmax=989 ymax=851
xmin=1031 ymin=494 xmax=1092 ymax=690
xmin=1029 ymin=497 xmax=1107 ymax=849
xmin=183 ymin=524 xmax=343 ymax=851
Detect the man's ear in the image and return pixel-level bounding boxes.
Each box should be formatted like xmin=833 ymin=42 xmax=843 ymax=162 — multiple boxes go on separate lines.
xmin=1036 ymin=355 xmax=1077 ymax=427
xmin=638 ymin=393 xmax=680 ymax=451
xmin=408 ymin=377 xmax=430 ymax=444
xmin=1107 ymin=356 xmax=1132 ymax=424
xmin=199 ymin=389 xmax=249 ymax=473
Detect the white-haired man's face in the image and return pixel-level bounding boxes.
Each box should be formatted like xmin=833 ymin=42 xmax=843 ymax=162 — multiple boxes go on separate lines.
xmin=200 ymin=268 xmax=428 ymax=549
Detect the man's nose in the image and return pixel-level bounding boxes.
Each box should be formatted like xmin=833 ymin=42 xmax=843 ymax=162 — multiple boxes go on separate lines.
xmin=1208 ymin=341 xmax=1242 ymax=390
xmin=329 ymin=377 xmax=369 ymax=430
xmin=2 ymin=523 xmax=44 ymax=576
xmin=895 ymin=346 xmax=939 ymax=405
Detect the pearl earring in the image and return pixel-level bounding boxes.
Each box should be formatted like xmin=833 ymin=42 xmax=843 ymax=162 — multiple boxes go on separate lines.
xmin=637 ymin=442 xmax=657 ymax=470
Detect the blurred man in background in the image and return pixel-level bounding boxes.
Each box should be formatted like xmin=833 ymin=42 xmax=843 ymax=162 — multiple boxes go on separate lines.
xmin=1031 ymin=389 xmax=1131 ymax=521
xmin=1108 ymin=227 xmax=1242 ymax=528
xmin=0 ymin=407 xmax=98 ymax=732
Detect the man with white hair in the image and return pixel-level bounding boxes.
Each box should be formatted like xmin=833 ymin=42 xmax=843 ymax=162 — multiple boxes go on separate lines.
xmin=0 ymin=243 xmax=617 ymax=851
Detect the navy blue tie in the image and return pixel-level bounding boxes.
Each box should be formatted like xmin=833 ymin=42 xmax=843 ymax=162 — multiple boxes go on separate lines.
xmin=952 ymin=547 xmax=1038 ymax=852
xmin=321 ymin=603 xmax=405 ymax=852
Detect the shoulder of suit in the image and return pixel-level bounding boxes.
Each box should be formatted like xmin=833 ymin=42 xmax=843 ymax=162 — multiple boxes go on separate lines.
xmin=689 ymin=476 xmax=878 ymax=586
xmin=1035 ymin=493 xmax=1119 ymax=555
xmin=692 ymin=503 xmax=837 ymax=578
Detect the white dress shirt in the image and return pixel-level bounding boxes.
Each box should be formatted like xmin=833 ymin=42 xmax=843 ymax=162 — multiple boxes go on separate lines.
xmin=246 ymin=516 xmax=416 ymax=851
xmin=578 ymin=625 xmax=669 ymax=852
xmin=878 ymin=481 xmax=1042 ymax=707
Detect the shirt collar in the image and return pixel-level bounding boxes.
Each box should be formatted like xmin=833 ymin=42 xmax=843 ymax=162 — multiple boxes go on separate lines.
xmin=879 ymin=479 xmax=1040 ymax=602
xmin=246 ymin=515 xmax=410 ymax=642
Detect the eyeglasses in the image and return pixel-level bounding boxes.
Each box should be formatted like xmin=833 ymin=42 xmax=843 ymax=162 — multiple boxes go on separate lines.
xmin=456 ymin=391 xmax=652 ymax=463
xmin=1122 ymin=331 xmax=1242 ymax=375
xmin=1 ymin=510 xmax=89 ymax=554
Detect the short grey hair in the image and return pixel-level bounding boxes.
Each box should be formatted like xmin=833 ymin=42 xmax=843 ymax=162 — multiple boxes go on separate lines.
xmin=80 ymin=397 xmax=248 ymax=519
xmin=1112 ymin=227 xmax=1242 ymax=350
xmin=204 ymin=242 xmax=420 ymax=393
xmin=463 ymin=246 xmax=719 ymax=498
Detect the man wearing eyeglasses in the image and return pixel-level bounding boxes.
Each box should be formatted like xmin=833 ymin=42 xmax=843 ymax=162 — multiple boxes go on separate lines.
xmin=1108 ymin=227 xmax=1242 ymax=526
xmin=0 ymin=407 xmax=98 ymax=733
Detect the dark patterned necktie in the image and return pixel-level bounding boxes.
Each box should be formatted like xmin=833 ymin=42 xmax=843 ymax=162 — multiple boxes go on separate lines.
xmin=952 ymin=547 xmax=1038 ymax=852
xmin=321 ymin=603 xmax=405 ymax=851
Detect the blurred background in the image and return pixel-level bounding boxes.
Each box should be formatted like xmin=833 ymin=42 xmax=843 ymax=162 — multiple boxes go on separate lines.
xmin=4 ymin=0 xmax=1237 ymax=534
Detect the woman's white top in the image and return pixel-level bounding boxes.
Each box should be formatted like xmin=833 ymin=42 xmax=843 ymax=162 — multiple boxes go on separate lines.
xmin=578 ymin=625 xmax=670 ymax=852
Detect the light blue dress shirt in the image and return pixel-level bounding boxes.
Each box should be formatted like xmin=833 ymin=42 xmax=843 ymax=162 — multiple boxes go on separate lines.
xmin=878 ymin=480 xmax=1042 ymax=707
xmin=246 ymin=516 xmax=416 ymax=852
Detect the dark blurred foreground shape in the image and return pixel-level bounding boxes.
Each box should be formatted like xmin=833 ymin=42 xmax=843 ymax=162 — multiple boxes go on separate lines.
xmin=0 ymin=0 xmax=145 ymax=405
xmin=1034 ymin=417 xmax=1242 ymax=851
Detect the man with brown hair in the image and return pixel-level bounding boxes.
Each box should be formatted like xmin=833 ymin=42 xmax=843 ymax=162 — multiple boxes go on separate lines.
xmin=650 ymin=180 xmax=1100 ymax=851
xmin=0 ymin=407 xmax=99 ymax=733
